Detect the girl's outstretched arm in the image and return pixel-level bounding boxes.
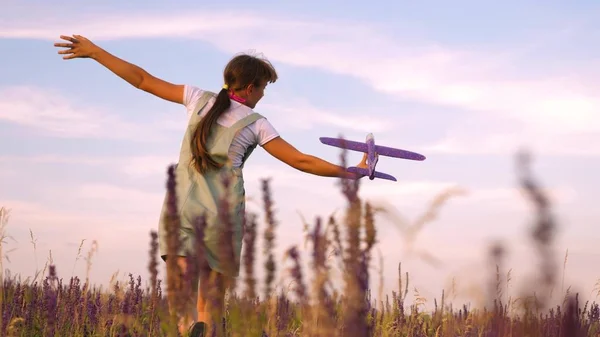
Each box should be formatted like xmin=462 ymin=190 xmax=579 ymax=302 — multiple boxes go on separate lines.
xmin=54 ymin=34 xmax=184 ymax=104
xmin=262 ymin=137 xmax=366 ymax=179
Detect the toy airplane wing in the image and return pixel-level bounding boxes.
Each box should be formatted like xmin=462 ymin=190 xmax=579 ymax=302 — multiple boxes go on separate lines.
xmin=374 ymin=145 xmax=426 ymax=161
xmin=346 ymin=166 xmax=397 ymax=181
xmin=319 ymin=137 xmax=368 ymax=152
xmin=320 ymin=137 xmax=426 ymax=161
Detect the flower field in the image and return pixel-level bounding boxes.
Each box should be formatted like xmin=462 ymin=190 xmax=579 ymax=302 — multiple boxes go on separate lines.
xmin=1 ymin=150 xmax=599 ymax=337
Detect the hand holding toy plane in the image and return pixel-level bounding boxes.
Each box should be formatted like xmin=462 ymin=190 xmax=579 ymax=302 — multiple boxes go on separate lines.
xmin=319 ymin=133 xmax=426 ymax=182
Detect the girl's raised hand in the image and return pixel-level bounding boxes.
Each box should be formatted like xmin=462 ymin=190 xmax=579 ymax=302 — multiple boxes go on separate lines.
xmin=54 ymin=34 xmax=100 ymax=59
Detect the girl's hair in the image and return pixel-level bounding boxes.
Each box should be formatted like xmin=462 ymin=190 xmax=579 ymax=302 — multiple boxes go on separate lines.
xmin=190 ymin=54 xmax=278 ymax=174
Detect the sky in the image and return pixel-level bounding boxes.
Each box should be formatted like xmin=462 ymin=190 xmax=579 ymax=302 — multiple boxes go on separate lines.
xmin=1 ymin=0 xmax=599 ymax=310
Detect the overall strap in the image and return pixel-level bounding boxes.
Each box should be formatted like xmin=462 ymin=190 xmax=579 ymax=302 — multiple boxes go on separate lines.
xmin=189 ymin=91 xmax=217 ymax=125
xmin=210 ymin=113 xmax=265 ymax=158
xmin=228 ymin=112 xmax=264 ymax=136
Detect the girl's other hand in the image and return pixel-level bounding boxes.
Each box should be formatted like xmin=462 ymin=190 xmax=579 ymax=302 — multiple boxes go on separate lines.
xmin=54 ymin=34 xmax=100 ymax=60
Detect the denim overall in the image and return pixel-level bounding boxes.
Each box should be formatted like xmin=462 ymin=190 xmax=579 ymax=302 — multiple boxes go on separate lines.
xmin=158 ymin=91 xmax=263 ymax=277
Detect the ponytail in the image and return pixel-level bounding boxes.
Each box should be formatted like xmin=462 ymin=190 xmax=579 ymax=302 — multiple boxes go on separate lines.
xmin=190 ymin=88 xmax=231 ymax=173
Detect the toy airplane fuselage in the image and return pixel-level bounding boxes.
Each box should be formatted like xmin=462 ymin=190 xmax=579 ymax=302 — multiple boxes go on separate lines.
xmin=319 ymin=133 xmax=426 ymax=182
xmin=365 ymin=133 xmax=378 ymax=179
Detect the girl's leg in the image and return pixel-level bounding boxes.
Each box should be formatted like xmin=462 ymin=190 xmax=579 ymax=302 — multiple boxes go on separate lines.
xmin=198 ymin=269 xmax=229 ymax=335
xmin=166 ymin=256 xmax=199 ymax=335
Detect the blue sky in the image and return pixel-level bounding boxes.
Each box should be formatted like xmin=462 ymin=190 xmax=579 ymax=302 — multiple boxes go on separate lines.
xmin=1 ymin=1 xmax=599 ymax=308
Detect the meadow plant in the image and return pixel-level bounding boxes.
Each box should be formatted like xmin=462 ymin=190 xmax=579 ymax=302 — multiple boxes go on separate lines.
xmin=1 ymin=146 xmax=600 ymax=336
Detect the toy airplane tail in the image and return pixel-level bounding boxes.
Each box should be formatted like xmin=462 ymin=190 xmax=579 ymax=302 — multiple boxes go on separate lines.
xmin=346 ymin=167 xmax=397 ymax=181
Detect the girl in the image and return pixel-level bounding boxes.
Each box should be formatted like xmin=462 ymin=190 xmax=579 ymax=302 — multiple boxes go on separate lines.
xmin=54 ymin=34 xmax=367 ymax=336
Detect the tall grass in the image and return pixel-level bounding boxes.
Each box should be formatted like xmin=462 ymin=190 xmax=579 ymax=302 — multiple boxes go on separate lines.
xmin=1 ymin=147 xmax=599 ymax=336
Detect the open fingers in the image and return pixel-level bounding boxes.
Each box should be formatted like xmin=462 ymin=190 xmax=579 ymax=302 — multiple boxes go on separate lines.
xmin=61 ymin=50 xmax=79 ymax=59
xmin=55 ymin=35 xmax=78 ymax=59
xmin=54 ymin=35 xmax=77 ymax=49
xmin=54 ymin=42 xmax=73 ymax=48
xmin=58 ymin=48 xmax=75 ymax=55
xmin=59 ymin=35 xmax=78 ymax=42
xmin=57 ymin=48 xmax=78 ymax=59
xmin=55 ymin=35 xmax=80 ymax=49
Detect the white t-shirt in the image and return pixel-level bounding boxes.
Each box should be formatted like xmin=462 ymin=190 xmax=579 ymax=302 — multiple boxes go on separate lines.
xmin=183 ymin=85 xmax=279 ymax=167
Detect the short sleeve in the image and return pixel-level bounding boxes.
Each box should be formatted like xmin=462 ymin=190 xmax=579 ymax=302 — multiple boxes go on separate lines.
xmin=183 ymin=85 xmax=205 ymax=119
xmin=255 ymin=118 xmax=280 ymax=146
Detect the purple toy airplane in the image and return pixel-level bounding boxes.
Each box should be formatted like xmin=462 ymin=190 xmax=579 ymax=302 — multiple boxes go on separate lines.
xmin=319 ymin=133 xmax=426 ymax=182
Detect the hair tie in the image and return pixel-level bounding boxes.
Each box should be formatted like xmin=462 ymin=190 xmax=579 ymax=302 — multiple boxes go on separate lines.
xmin=222 ymin=84 xmax=229 ymax=90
